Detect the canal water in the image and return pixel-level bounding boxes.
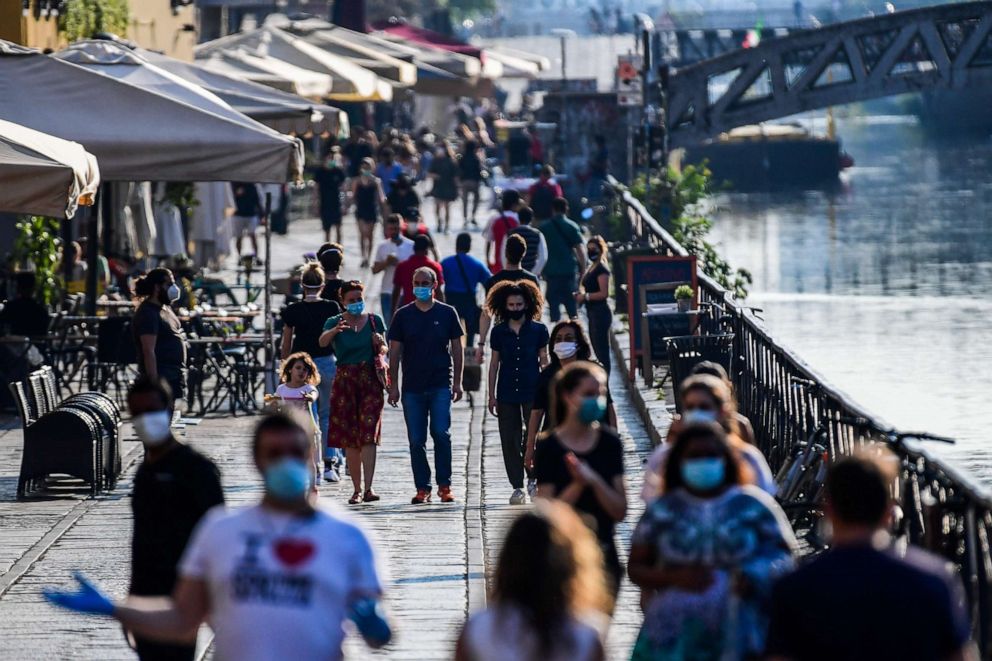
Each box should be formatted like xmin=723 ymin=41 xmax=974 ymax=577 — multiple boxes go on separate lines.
xmin=709 ymin=112 xmax=992 ymax=488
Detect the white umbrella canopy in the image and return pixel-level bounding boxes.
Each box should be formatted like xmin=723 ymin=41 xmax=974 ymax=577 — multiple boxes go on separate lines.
xmin=199 ymin=48 xmax=334 ymax=98
xmin=140 ymin=48 xmax=342 ymax=135
xmin=0 ymin=40 xmax=302 ymax=183
xmin=0 ymin=117 xmax=100 ymax=219
xmin=196 ymin=27 xmax=393 ymax=102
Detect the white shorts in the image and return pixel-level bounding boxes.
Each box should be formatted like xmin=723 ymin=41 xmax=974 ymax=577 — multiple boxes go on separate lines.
xmin=232 ymin=215 xmax=259 ymax=236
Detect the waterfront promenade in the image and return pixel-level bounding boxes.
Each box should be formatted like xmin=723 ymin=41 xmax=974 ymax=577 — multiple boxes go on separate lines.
xmin=0 ymin=210 xmax=659 ymax=658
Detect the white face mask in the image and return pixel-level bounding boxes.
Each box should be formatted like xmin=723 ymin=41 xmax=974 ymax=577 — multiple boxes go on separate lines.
xmin=166 ymin=283 xmax=181 ymax=303
xmin=553 ymin=341 xmax=578 ymax=359
xmin=132 ymin=410 xmax=172 ymax=446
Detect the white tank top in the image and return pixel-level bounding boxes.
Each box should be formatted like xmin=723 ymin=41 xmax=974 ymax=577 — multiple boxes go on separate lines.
xmin=463 ymin=606 xmax=602 ymax=661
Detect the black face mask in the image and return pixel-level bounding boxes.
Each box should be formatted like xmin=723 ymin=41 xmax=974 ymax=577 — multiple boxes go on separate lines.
xmin=588 ymin=250 xmax=601 ymax=260
xmin=507 ymin=309 xmax=525 ymax=320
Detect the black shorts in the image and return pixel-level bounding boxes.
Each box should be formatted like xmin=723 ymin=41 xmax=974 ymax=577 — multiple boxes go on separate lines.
xmin=321 ymin=209 xmax=342 ymax=230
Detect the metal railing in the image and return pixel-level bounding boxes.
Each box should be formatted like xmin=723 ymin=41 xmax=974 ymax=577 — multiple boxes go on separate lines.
xmin=609 ymin=178 xmax=992 ymax=657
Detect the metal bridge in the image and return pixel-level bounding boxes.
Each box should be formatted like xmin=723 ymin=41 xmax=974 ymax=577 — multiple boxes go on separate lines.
xmin=664 ymin=1 xmax=992 ymax=147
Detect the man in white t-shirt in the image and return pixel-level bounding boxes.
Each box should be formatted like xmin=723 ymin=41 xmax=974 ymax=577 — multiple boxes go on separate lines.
xmin=42 ymin=412 xmax=391 ymax=661
xmin=371 ymin=213 xmax=415 ymax=320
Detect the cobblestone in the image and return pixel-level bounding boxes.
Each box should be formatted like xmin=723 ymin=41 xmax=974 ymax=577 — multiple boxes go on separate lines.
xmin=0 ymin=204 xmax=665 ymax=659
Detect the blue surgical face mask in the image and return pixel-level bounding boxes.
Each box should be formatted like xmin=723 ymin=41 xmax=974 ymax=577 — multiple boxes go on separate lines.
xmin=413 ymin=286 xmax=433 ymax=301
xmin=264 ymin=458 xmax=311 ymax=501
xmin=681 ymin=457 xmax=726 ymax=492
xmin=683 ymin=409 xmax=718 ymax=424
xmin=579 ymin=395 xmax=607 ymax=424
xmin=346 ymin=301 xmax=365 ymax=316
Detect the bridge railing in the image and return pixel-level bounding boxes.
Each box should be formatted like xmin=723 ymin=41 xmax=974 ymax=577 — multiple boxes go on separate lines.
xmin=608 ymin=177 xmax=992 ymax=657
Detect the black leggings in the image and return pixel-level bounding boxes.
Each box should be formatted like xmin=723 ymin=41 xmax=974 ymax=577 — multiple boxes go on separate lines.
xmin=586 ymin=302 xmax=613 ymax=375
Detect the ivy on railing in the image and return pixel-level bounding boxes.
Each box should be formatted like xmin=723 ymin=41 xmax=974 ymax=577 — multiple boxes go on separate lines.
xmin=629 ymin=163 xmax=753 ymax=299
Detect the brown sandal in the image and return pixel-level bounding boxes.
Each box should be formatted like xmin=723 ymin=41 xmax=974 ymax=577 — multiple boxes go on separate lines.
xmin=363 ymin=489 xmax=380 ymax=502
xmin=348 ymin=491 xmax=362 ymax=505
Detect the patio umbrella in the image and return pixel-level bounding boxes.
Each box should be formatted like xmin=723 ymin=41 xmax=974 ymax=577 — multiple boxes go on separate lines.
xmin=196 ymin=27 xmax=393 ymax=102
xmin=272 ymin=17 xmax=417 ymax=86
xmin=139 ymin=48 xmax=342 ymax=136
xmin=0 ymin=40 xmax=302 ymax=183
xmin=197 ymin=48 xmax=334 ymax=98
xmin=0 ymin=117 xmax=100 ymax=219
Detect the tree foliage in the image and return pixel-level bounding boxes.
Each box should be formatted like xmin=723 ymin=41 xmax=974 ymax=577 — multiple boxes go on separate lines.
xmin=59 ymin=0 xmax=129 ymax=43
xmin=631 ymin=163 xmax=753 ymax=300
xmin=12 ymin=216 xmax=63 ymax=306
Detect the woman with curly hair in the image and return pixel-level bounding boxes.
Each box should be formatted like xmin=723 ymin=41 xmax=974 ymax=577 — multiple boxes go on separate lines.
xmin=485 ymin=280 xmax=549 ymax=505
xmin=455 ymin=501 xmax=610 ymax=661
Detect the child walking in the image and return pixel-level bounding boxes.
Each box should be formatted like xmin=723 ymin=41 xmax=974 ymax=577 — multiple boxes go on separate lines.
xmin=275 ymin=352 xmax=322 ymax=485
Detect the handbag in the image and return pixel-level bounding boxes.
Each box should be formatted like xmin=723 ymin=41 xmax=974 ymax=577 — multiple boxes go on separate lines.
xmin=367 ymin=315 xmax=391 ymax=392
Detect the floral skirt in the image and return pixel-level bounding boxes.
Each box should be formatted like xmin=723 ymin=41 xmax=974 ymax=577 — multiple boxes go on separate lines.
xmin=327 ymin=363 xmax=384 ymax=449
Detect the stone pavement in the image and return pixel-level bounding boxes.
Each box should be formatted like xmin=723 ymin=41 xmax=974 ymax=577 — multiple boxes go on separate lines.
xmin=0 ymin=197 xmax=666 ymax=659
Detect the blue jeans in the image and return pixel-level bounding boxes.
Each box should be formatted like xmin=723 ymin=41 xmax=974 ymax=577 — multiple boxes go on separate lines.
xmin=380 ymin=292 xmax=393 ymax=320
xmin=401 ymin=387 xmax=453 ymax=490
xmin=545 ymin=273 xmax=578 ymax=322
xmin=313 ymin=354 xmax=341 ymax=466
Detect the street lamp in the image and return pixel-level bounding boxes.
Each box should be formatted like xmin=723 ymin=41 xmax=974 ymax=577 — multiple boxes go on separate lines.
xmin=550 ymin=28 xmax=576 ymax=81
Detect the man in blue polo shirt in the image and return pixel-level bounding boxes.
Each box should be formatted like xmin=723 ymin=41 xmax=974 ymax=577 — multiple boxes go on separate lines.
xmin=387 ymin=267 xmax=464 ymax=505
xmin=440 ymin=233 xmax=491 ymax=347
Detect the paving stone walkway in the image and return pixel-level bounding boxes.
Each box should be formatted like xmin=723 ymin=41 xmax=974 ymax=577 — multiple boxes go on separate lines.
xmin=0 ymin=197 xmax=666 ymax=659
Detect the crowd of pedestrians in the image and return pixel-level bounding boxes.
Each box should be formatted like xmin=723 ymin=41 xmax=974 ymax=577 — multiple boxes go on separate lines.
xmin=39 ymin=124 xmax=980 ymax=661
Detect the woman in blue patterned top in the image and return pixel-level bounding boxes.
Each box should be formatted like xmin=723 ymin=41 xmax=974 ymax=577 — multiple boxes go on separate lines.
xmin=627 ymin=423 xmax=797 ymax=661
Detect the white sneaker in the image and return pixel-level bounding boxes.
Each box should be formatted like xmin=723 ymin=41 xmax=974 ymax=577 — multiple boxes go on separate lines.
xmin=527 ymin=479 xmax=537 ymax=499
xmin=509 ymin=488 xmax=526 ymax=505
xmin=323 ymin=468 xmax=340 ymax=483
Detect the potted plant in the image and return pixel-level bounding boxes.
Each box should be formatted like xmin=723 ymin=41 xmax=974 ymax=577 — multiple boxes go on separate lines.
xmin=674 ymin=284 xmax=694 ymax=312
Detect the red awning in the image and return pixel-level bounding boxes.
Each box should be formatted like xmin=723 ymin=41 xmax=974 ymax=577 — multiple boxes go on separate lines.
xmin=371 ymin=21 xmax=483 ymax=60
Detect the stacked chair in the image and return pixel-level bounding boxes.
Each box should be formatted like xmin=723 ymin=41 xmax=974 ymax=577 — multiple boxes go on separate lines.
xmin=9 ymin=366 xmax=122 ymax=497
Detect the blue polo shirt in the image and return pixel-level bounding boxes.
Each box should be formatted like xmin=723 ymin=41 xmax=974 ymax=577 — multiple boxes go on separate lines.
xmin=489 ymin=320 xmax=550 ymax=404
xmin=441 ymin=253 xmax=491 ymax=295
xmin=387 ymin=301 xmax=464 ymax=393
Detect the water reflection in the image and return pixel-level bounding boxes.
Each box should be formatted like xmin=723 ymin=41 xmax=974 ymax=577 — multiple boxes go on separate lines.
xmin=710 ymin=114 xmax=992 ymax=486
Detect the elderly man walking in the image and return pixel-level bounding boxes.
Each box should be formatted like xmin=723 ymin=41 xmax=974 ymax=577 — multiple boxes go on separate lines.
xmin=387 ymin=266 xmax=465 ymax=505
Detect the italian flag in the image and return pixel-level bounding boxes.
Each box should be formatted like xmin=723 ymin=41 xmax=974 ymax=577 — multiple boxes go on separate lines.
xmin=743 ymin=20 xmax=763 ymax=48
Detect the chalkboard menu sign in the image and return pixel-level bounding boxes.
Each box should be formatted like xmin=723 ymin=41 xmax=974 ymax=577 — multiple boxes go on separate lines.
xmin=625 ymin=255 xmax=697 ymax=378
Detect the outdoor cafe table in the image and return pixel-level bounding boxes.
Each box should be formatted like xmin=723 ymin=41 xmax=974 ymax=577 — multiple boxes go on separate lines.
xmin=185 ymin=334 xmax=268 ymax=416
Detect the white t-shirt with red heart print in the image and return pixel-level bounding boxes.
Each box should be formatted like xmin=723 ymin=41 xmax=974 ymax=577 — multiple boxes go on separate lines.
xmin=180 ymin=504 xmax=382 ymax=660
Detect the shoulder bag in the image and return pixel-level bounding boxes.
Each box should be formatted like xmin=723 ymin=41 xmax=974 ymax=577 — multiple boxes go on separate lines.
xmin=367 ymin=315 xmax=391 ymax=392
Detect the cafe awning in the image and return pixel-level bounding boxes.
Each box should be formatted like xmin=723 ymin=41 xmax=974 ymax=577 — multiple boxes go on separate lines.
xmin=140 ymin=48 xmax=342 ymax=135
xmin=0 ymin=40 xmax=302 ymax=183
xmin=196 ymin=26 xmax=393 ymax=102
xmin=197 ymin=47 xmax=334 ymax=98
xmin=0 ymin=117 xmax=100 ymax=219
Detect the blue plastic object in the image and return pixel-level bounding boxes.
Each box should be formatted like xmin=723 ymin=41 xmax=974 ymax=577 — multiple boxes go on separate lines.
xmin=42 ymin=573 xmax=115 ymax=616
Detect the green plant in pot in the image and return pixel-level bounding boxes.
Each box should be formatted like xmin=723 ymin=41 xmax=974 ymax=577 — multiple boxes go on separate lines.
xmin=675 ymin=284 xmax=694 ymax=312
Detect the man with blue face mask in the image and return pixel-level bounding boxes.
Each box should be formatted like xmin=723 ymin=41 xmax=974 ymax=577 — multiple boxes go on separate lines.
xmin=43 ymin=412 xmax=391 ymax=660
xmin=387 ymin=266 xmax=465 ymax=504
xmin=126 ymin=377 xmax=223 ymax=661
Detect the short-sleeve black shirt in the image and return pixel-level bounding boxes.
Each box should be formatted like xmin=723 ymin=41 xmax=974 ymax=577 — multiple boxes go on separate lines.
xmin=320 ymin=278 xmax=346 ymax=305
xmin=132 ymin=300 xmax=186 ymax=372
xmin=281 ymin=299 xmax=341 ymax=358
xmin=532 ymin=362 xmax=613 ymax=429
xmin=534 ymin=428 xmax=624 ymax=542
xmin=387 ymin=301 xmax=464 ymax=394
xmin=581 ymin=263 xmax=610 ymax=309
xmin=766 ymin=544 xmax=971 ymax=661
xmin=483 ymin=268 xmax=540 ymax=294
xmin=130 ymin=443 xmax=224 ymax=596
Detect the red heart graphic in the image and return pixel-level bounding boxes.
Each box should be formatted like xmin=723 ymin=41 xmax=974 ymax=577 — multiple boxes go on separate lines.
xmin=273 ymin=538 xmax=315 ymax=567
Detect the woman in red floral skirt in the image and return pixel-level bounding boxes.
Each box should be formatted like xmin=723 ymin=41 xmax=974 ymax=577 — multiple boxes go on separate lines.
xmin=319 ymin=280 xmax=387 ymax=504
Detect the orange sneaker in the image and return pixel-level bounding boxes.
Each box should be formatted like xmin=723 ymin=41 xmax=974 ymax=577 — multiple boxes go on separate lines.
xmin=411 ymin=489 xmax=432 ymax=504
xmin=438 ymin=486 xmax=455 ymax=503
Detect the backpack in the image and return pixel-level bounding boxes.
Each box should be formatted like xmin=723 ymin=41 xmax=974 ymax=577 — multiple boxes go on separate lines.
xmin=530 ymin=181 xmax=556 ymax=219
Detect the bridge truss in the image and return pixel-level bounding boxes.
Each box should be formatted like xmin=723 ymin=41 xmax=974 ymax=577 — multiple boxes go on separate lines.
xmin=666 ymin=1 xmax=992 ymax=147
